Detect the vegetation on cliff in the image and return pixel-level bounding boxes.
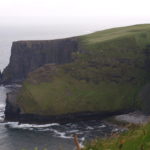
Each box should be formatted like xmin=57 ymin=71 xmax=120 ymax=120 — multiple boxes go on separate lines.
xmin=83 ymin=123 xmax=150 ymax=150
xmin=10 ymin=24 xmax=150 ymax=117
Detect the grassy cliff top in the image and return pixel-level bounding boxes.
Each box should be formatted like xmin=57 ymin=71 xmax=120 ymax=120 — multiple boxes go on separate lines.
xmin=81 ymin=24 xmax=150 ymax=44
xmin=11 ymin=24 xmax=150 ymax=52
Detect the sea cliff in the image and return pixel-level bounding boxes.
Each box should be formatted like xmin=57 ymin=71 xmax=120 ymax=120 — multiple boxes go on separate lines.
xmin=1 ymin=38 xmax=78 ymax=84
xmin=3 ymin=24 xmax=150 ymax=123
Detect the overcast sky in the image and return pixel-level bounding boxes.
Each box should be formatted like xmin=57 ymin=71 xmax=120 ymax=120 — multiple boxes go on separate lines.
xmin=0 ymin=0 xmax=150 ymax=28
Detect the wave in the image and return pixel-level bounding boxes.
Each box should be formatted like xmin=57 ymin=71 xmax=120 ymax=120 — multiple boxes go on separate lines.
xmin=52 ymin=129 xmax=73 ymax=139
xmin=4 ymin=122 xmax=60 ymax=129
xmin=0 ymin=104 xmax=5 ymax=122
xmin=0 ymin=104 xmax=5 ymax=108
xmin=4 ymin=84 xmax=22 ymax=88
xmin=4 ymin=122 xmax=77 ymax=139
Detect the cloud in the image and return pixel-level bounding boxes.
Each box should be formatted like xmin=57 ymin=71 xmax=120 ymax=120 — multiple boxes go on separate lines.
xmin=0 ymin=0 xmax=149 ymax=27
xmin=0 ymin=0 xmax=150 ymax=17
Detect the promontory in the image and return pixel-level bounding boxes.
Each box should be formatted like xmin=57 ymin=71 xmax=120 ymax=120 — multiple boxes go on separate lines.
xmin=2 ymin=24 xmax=150 ymax=123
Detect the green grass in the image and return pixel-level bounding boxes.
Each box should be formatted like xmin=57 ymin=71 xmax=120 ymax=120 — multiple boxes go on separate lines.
xmin=18 ymin=74 xmax=140 ymax=115
xmin=81 ymin=24 xmax=150 ymax=45
xmin=17 ymin=24 xmax=150 ymax=115
xmin=83 ymin=123 xmax=150 ymax=150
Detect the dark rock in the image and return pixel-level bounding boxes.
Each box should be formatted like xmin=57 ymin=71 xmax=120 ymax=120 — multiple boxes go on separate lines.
xmin=2 ymin=38 xmax=79 ymax=84
xmin=5 ymin=91 xmax=21 ymax=121
xmin=138 ymin=84 xmax=150 ymax=114
xmin=0 ymin=70 xmax=2 ymax=84
xmin=17 ymin=110 xmax=132 ymax=124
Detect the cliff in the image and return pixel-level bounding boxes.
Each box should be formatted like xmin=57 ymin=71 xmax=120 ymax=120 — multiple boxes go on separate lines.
xmin=4 ymin=24 xmax=150 ymax=123
xmin=1 ymin=38 xmax=79 ymax=84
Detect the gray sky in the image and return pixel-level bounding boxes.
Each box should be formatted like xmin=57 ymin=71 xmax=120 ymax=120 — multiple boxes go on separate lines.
xmin=0 ymin=0 xmax=150 ymax=17
xmin=0 ymin=0 xmax=150 ymax=70
xmin=0 ymin=0 xmax=150 ymax=28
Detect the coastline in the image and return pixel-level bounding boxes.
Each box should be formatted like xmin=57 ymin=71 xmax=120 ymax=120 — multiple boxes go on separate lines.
xmin=4 ymin=85 xmax=150 ymax=125
xmin=114 ymin=111 xmax=150 ymax=125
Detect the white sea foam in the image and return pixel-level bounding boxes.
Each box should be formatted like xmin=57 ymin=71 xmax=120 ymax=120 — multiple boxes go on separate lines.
xmin=0 ymin=104 xmax=5 ymax=108
xmin=67 ymin=130 xmax=79 ymax=133
xmin=0 ymin=104 xmax=5 ymax=121
xmin=112 ymin=128 xmax=119 ymax=133
xmin=4 ymin=122 xmax=60 ymax=130
xmin=52 ymin=129 xmax=73 ymax=139
xmin=99 ymin=124 xmax=106 ymax=128
xmin=86 ymin=126 xmax=94 ymax=130
xmin=4 ymin=84 xmax=22 ymax=88
xmin=80 ymin=137 xmax=85 ymax=141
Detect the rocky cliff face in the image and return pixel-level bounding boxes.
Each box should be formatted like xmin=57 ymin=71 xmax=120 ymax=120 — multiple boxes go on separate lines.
xmin=5 ymin=91 xmax=20 ymax=121
xmin=0 ymin=71 xmax=2 ymax=83
xmin=1 ymin=38 xmax=79 ymax=84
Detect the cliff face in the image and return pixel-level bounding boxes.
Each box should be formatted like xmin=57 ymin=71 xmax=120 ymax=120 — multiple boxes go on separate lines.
xmin=5 ymin=91 xmax=20 ymax=121
xmin=0 ymin=71 xmax=2 ymax=83
xmin=2 ymin=38 xmax=79 ymax=84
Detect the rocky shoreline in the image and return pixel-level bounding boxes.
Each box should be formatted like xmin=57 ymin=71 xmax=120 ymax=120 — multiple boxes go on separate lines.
xmin=4 ymin=86 xmax=150 ymax=125
xmin=114 ymin=111 xmax=150 ymax=125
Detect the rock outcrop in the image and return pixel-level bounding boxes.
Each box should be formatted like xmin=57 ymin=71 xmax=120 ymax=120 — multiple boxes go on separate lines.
xmin=0 ymin=70 xmax=2 ymax=84
xmin=2 ymin=38 xmax=79 ymax=84
xmin=5 ymin=91 xmax=20 ymax=121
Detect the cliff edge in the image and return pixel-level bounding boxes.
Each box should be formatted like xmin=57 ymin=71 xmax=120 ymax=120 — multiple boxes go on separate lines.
xmin=1 ymin=38 xmax=79 ymax=84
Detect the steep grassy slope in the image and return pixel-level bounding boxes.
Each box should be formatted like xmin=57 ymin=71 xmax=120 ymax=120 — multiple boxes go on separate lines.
xmin=15 ymin=24 xmax=150 ymax=116
xmin=83 ymin=123 xmax=150 ymax=150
